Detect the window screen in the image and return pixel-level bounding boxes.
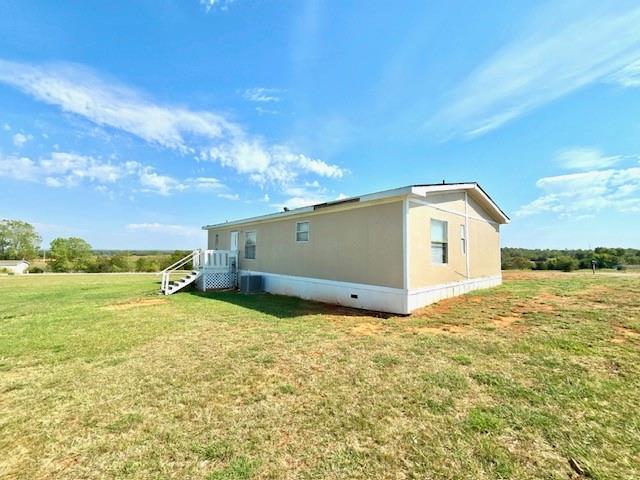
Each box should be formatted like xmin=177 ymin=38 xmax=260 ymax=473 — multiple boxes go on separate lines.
xmin=296 ymin=221 xmax=309 ymax=242
xmin=244 ymin=231 xmax=256 ymax=259
xmin=431 ymin=219 xmax=448 ymax=264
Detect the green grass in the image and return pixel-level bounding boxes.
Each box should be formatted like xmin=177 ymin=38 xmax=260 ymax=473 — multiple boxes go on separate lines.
xmin=1 ymin=271 xmax=639 ymax=479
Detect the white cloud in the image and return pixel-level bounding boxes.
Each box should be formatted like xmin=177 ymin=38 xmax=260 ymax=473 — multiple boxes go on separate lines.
xmin=556 ymin=147 xmax=623 ymax=170
xmin=200 ymin=0 xmax=236 ymax=13
xmin=2 ymin=123 xmax=10 ymax=131
xmin=255 ymin=106 xmax=278 ymax=115
xmin=0 ymin=59 xmax=345 ymax=189
xmin=12 ymin=132 xmax=32 ymax=147
xmin=191 ymin=176 xmax=225 ymax=191
xmin=517 ymin=160 xmax=640 ymax=217
xmin=217 ymin=192 xmax=239 ymax=200
xmin=430 ymin=3 xmax=640 ymax=138
xmin=126 ymin=223 xmax=201 ymax=237
xmin=138 ymin=168 xmax=185 ymax=196
xmin=242 ymin=87 xmax=283 ymax=103
xmin=0 ymin=60 xmax=235 ymax=152
xmin=611 ymin=58 xmax=640 ymax=87
xmin=273 ymin=196 xmax=327 ymax=210
xmin=0 ymin=155 xmax=37 ymax=180
xmin=271 ymin=185 xmax=349 ymax=211
xmin=0 ymin=151 xmax=204 ymax=196
xmin=205 ymin=142 xmax=346 ymax=185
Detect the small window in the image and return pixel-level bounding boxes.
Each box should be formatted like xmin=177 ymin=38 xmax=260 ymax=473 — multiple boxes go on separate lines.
xmin=431 ymin=219 xmax=448 ymax=264
xmin=214 ymin=233 xmax=219 ymax=249
xmin=460 ymin=225 xmax=466 ymax=255
xmin=244 ymin=231 xmax=256 ymax=259
xmin=296 ymin=221 xmax=309 ymax=242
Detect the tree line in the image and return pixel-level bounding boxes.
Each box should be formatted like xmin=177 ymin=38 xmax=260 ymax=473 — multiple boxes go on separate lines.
xmin=501 ymin=247 xmax=640 ymax=272
xmin=1 ymin=219 xmax=190 ymax=273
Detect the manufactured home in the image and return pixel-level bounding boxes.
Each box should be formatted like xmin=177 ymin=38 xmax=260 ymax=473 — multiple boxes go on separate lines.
xmin=161 ymin=183 xmax=509 ymax=314
xmin=0 ymin=260 xmax=30 ymax=275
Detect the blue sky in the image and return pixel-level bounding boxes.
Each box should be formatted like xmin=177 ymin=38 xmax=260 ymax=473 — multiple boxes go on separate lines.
xmin=1 ymin=0 xmax=640 ymax=250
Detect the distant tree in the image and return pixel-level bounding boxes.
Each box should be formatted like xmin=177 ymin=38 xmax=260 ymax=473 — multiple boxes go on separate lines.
xmin=49 ymin=237 xmax=92 ymax=272
xmin=507 ymin=256 xmax=534 ymax=270
xmin=136 ymin=256 xmax=161 ymax=272
xmin=552 ymin=255 xmax=579 ymax=272
xmin=88 ymin=255 xmax=113 ymax=273
xmin=109 ymin=252 xmax=132 ymax=272
xmin=0 ymin=219 xmax=41 ymax=260
xmin=162 ymin=250 xmax=192 ymax=270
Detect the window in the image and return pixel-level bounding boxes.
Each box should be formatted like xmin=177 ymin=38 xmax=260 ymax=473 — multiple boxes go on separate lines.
xmin=296 ymin=221 xmax=309 ymax=242
xmin=430 ymin=219 xmax=448 ymax=264
xmin=244 ymin=231 xmax=256 ymax=259
xmin=460 ymin=224 xmax=466 ymax=255
xmin=214 ymin=233 xmax=219 ymax=249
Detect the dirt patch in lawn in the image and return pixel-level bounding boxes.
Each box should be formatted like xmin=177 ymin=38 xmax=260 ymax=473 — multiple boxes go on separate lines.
xmin=492 ymin=316 xmax=519 ymax=328
xmin=512 ymin=293 xmax=559 ymax=315
xmin=502 ymin=271 xmax=568 ymax=281
xmin=411 ymin=294 xmax=485 ymax=317
xmin=612 ymin=325 xmax=640 ymax=343
xmin=351 ymin=322 xmax=385 ymax=336
xmin=104 ymin=298 xmax=168 ymax=311
xmin=407 ymin=324 xmax=466 ymax=335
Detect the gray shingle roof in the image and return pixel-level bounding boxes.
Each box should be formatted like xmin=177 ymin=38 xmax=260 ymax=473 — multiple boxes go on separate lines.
xmin=0 ymin=260 xmax=29 ymax=266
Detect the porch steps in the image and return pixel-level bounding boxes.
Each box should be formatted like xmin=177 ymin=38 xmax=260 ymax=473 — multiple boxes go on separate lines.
xmin=159 ymin=248 xmax=239 ymax=295
xmin=162 ymin=270 xmax=201 ymax=295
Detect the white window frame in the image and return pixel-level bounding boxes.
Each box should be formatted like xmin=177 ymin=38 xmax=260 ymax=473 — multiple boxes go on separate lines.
xmin=244 ymin=231 xmax=257 ymax=260
xmin=460 ymin=224 xmax=466 ymax=255
xmin=430 ymin=219 xmax=448 ymax=265
xmin=295 ymin=221 xmax=310 ymax=242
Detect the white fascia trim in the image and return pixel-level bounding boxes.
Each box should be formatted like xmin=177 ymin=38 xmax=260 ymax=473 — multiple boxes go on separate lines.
xmin=238 ymin=270 xmax=405 ymax=294
xmin=203 ymin=187 xmax=413 ymax=230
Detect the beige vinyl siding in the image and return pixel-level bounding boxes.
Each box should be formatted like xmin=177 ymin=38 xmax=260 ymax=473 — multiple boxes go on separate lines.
xmin=207 ymin=200 xmax=404 ymax=288
xmin=408 ymin=195 xmax=501 ymax=289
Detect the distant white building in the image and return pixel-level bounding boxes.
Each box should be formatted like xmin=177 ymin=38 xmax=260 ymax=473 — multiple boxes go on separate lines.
xmin=0 ymin=260 xmax=30 ymax=274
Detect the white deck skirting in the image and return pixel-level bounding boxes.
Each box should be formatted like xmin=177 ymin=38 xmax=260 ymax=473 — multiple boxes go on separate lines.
xmin=237 ymin=270 xmax=502 ymax=314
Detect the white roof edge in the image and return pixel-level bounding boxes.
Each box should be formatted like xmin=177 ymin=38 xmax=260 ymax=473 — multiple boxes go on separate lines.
xmin=202 ymin=186 xmax=412 ymax=230
xmin=202 ymin=183 xmax=509 ymax=229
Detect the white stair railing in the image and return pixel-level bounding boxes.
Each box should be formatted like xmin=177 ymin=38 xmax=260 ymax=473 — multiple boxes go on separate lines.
xmin=160 ymin=249 xmax=199 ymax=294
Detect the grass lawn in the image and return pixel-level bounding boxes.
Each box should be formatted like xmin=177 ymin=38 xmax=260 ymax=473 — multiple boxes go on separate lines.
xmin=1 ymin=271 xmax=639 ymax=479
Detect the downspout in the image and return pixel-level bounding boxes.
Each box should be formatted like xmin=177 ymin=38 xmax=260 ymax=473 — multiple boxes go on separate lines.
xmin=402 ymin=197 xmax=410 ymax=313
xmin=464 ymin=191 xmax=471 ymax=280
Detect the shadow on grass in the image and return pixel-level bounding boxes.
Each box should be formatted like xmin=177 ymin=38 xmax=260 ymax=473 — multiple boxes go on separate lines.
xmin=186 ymin=288 xmax=395 ymax=320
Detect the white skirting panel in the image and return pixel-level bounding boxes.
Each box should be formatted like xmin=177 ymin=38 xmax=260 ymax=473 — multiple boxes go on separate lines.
xmin=237 ymin=271 xmax=501 ymax=315
xmin=238 ymin=270 xmax=406 ymax=314
xmin=406 ymin=274 xmax=502 ymax=312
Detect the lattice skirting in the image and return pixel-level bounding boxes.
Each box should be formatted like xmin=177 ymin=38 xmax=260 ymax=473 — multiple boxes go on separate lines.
xmin=202 ymin=272 xmax=237 ymax=290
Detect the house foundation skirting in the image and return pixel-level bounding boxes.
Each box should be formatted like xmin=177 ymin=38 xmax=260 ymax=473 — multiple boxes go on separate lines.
xmin=238 ymin=270 xmax=502 ymax=314
xmin=406 ymin=274 xmax=502 ymax=312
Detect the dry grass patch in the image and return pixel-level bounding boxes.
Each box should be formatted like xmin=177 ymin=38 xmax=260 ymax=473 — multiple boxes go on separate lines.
xmin=103 ymin=297 xmax=168 ymax=310
xmin=1 ymin=272 xmax=639 ymax=479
